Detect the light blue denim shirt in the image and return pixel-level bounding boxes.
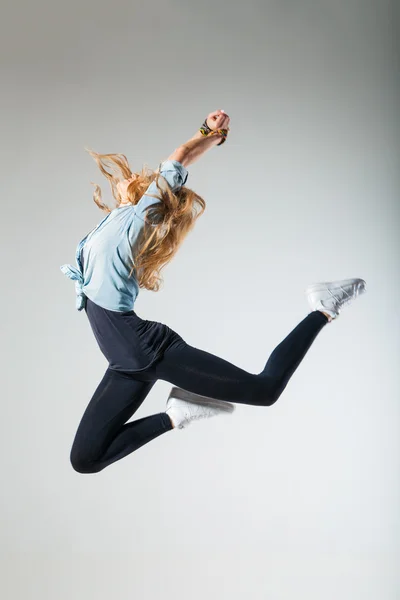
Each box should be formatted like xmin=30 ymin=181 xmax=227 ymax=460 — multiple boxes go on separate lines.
xmin=60 ymin=160 xmax=189 ymax=312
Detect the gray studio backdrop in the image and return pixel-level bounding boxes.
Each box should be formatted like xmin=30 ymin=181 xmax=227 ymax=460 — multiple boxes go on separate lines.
xmin=1 ymin=1 xmax=399 ymax=599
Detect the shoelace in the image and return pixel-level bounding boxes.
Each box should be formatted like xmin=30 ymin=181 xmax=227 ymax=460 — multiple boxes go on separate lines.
xmin=182 ymin=404 xmax=213 ymax=422
xmin=326 ymin=284 xmax=354 ymax=307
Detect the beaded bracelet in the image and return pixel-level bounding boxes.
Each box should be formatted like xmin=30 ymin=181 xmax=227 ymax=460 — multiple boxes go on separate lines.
xmin=199 ymin=118 xmax=229 ymax=146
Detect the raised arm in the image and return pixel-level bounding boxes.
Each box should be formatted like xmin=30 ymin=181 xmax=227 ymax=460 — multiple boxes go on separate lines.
xmin=133 ymin=111 xmax=230 ymax=222
xmin=167 ymin=110 xmax=230 ymax=168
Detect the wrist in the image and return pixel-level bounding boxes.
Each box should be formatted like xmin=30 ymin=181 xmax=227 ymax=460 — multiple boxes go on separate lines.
xmin=184 ymin=131 xmax=221 ymax=151
xmin=189 ymin=129 xmax=221 ymax=145
xmin=191 ymin=130 xmax=205 ymax=140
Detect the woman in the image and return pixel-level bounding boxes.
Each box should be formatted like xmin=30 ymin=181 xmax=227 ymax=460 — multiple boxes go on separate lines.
xmin=61 ymin=109 xmax=366 ymax=474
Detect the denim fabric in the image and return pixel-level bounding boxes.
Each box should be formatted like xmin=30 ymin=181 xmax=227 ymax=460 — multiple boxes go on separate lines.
xmin=60 ymin=160 xmax=188 ymax=312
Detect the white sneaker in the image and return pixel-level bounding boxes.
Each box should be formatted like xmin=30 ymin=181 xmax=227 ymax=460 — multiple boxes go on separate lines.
xmin=306 ymin=277 xmax=367 ymax=320
xmin=166 ymin=387 xmax=235 ymax=430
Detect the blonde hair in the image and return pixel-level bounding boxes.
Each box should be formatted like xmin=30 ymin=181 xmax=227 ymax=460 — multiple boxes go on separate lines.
xmin=85 ymin=148 xmax=206 ymax=292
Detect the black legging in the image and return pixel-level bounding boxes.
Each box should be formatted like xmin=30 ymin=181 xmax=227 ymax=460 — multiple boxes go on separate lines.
xmin=70 ymin=310 xmax=328 ymax=473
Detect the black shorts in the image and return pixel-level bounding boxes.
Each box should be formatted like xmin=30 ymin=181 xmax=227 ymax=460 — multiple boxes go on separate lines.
xmin=84 ymin=296 xmax=185 ymax=373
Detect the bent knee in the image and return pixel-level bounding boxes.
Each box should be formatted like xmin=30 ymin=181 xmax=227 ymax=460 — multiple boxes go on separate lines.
xmin=252 ymin=376 xmax=285 ymax=406
xmin=70 ymin=450 xmax=101 ymax=474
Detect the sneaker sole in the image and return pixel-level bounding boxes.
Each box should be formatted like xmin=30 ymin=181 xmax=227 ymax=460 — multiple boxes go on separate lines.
xmin=305 ymin=278 xmax=367 ymax=295
xmin=167 ymin=387 xmax=235 ymax=413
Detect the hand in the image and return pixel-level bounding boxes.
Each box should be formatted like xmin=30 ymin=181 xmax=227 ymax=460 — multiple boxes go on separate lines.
xmin=206 ymin=109 xmax=230 ymax=132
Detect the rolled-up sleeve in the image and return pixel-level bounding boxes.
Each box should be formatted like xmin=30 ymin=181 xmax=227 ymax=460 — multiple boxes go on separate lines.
xmin=134 ymin=159 xmax=189 ymax=222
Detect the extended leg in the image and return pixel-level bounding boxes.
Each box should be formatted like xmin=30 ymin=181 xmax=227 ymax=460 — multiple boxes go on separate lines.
xmin=149 ymin=311 xmax=328 ymax=406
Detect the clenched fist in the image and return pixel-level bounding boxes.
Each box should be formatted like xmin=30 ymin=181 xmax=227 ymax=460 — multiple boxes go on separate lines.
xmin=206 ymin=109 xmax=230 ymax=132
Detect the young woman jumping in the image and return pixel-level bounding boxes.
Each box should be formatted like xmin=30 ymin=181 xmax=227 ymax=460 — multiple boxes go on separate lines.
xmin=61 ymin=109 xmax=366 ymax=474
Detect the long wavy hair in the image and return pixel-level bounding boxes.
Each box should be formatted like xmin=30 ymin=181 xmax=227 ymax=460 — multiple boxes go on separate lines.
xmin=85 ymin=148 xmax=206 ymax=292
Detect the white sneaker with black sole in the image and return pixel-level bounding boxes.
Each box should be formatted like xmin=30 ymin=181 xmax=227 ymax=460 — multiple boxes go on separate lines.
xmin=306 ymin=277 xmax=367 ymax=321
xmin=166 ymin=386 xmax=235 ymax=430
